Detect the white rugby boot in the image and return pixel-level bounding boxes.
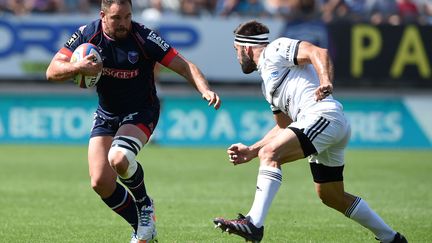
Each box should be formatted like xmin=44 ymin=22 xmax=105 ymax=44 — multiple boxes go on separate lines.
xmin=130 ymin=232 xmax=138 ymax=243
xmin=136 ymin=198 xmax=157 ymax=242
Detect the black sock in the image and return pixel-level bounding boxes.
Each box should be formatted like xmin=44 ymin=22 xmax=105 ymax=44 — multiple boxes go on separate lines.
xmin=102 ymin=182 xmax=138 ymax=232
xmin=119 ymin=162 xmax=151 ymax=209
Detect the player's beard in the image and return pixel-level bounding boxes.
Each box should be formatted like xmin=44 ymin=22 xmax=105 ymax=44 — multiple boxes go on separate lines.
xmin=114 ymin=27 xmax=129 ymax=39
xmin=240 ymin=50 xmax=256 ymax=74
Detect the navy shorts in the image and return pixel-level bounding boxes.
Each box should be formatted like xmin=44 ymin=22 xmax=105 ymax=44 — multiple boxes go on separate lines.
xmin=90 ymin=106 xmax=160 ymax=139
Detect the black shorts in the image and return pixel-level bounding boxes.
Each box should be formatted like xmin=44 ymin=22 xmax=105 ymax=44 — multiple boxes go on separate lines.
xmin=309 ymin=163 xmax=344 ymax=183
xmin=90 ymin=106 xmax=160 ymax=139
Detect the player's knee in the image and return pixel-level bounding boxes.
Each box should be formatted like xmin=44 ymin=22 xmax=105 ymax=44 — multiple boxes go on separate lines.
xmin=315 ymin=186 xmax=344 ymax=211
xmin=107 ymin=148 xmax=126 ymax=169
xmin=316 ymin=188 xmax=333 ymax=207
xmin=258 ymin=145 xmax=278 ymax=166
xmin=107 ymin=136 xmax=142 ymax=176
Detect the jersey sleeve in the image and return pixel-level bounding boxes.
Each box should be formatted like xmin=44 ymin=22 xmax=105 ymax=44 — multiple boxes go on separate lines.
xmin=273 ymin=38 xmax=302 ymax=68
xmin=270 ymin=104 xmax=282 ymax=114
xmin=59 ymin=25 xmax=87 ymax=58
xmin=136 ymin=25 xmax=178 ymax=66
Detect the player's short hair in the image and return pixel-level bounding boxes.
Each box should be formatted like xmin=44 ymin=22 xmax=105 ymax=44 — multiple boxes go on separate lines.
xmin=233 ymin=20 xmax=270 ymax=36
xmin=101 ymin=0 xmax=132 ymax=11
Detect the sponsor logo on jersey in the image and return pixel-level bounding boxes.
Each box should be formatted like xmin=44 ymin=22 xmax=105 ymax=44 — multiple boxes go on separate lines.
xmin=66 ymin=32 xmax=79 ymax=47
xmin=122 ymin=112 xmax=138 ymax=122
xmin=147 ymin=31 xmax=170 ymax=51
xmin=102 ymin=68 xmax=139 ymax=79
xmin=285 ymin=45 xmax=292 ymax=60
xmin=284 ymin=96 xmax=291 ymax=113
xmin=128 ymin=51 xmax=139 ymax=64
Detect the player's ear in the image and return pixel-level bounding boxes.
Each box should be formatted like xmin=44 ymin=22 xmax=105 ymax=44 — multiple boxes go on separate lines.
xmin=100 ymin=11 xmax=105 ymax=20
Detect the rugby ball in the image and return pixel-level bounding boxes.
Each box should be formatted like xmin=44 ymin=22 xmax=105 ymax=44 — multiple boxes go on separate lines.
xmin=70 ymin=43 xmax=102 ymax=88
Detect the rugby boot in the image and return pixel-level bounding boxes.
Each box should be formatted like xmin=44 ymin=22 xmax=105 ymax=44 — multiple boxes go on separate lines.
xmin=214 ymin=213 xmax=263 ymax=243
xmin=136 ymin=198 xmax=158 ymax=243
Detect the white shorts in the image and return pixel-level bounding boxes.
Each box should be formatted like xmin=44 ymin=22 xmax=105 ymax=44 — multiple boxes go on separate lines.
xmin=289 ymin=110 xmax=351 ymax=167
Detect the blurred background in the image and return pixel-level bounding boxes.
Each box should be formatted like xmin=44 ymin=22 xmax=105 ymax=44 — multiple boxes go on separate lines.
xmin=0 ymin=0 xmax=431 ymax=149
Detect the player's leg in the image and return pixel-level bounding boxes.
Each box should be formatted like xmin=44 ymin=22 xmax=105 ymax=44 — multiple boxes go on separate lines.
xmin=246 ymin=127 xmax=307 ymax=227
xmin=109 ymin=110 xmax=159 ymax=210
xmin=88 ymin=136 xmax=139 ymax=233
xmin=108 ymin=124 xmax=151 ymax=208
xmin=314 ymin=179 xmax=405 ymax=243
xmin=215 ymin=128 xmax=313 ymax=242
xmin=311 ymin=121 xmax=406 ymax=243
xmin=107 ymin=110 xmax=159 ymax=242
xmin=108 ymin=124 xmax=157 ymax=241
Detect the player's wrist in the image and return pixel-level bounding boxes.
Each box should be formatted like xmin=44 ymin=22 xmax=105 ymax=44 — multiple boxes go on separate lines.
xmin=70 ymin=62 xmax=82 ymax=76
xmin=247 ymin=145 xmax=259 ymax=158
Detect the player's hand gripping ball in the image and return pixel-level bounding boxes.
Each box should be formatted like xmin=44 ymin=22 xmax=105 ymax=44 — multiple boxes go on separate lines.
xmin=70 ymin=43 xmax=102 ymax=88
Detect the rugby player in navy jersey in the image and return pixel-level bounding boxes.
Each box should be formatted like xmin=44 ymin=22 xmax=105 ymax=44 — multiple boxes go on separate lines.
xmin=46 ymin=0 xmax=221 ymax=242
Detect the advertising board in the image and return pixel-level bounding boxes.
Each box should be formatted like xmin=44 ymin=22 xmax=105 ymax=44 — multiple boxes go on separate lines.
xmin=0 ymin=94 xmax=430 ymax=148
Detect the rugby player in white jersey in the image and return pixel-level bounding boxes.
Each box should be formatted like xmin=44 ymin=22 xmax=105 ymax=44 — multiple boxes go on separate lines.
xmin=213 ymin=20 xmax=407 ymax=243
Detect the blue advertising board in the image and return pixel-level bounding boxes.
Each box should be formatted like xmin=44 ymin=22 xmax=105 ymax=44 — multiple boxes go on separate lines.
xmin=0 ymin=94 xmax=96 ymax=144
xmin=0 ymin=15 xmax=282 ymax=82
xmin=343 ymin=99 xmax=430 ymax=148
xmin=154 ymin=97 xmax=274 ymax=146
xmin=0 ymin=94 xmax=430 ymax=148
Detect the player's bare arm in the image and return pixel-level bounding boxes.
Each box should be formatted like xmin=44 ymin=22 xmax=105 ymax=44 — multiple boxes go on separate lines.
xmin=166 ymin=54 xmax=221 ymax=110
xmin=296 ymin=41 xmax=334 ymax=101
xmin=228 ymin=112 xmax=292 ymax=165
xmin=46 ymin=52 xmax=102 ymax=82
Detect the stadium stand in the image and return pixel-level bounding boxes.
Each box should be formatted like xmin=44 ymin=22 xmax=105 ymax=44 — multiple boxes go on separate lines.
xmin=0 ymin=0 xmax=431 ymax=24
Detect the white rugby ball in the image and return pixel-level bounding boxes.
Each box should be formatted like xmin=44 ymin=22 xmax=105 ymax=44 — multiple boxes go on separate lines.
xmin=70 ymin=43 xmax=102 ymax=88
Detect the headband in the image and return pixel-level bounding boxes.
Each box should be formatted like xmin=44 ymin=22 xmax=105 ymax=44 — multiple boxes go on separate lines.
xmin=234 ymin=33 xmax=269 ymax=46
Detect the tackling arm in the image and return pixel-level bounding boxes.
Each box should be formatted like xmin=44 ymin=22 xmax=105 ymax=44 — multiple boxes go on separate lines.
xmin=228 ymin=112 xmax=292 ymax=165
xmin=249 ymin=112 xmax=292 ymax=156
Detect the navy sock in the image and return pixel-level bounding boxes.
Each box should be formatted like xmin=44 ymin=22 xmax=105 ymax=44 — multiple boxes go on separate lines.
xmin=119 ymin=162 xmax=151 ymax=209
xmin=102 ymin=182 xmax=138 ymax=232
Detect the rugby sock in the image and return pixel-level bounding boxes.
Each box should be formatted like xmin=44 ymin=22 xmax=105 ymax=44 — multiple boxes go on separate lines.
xmin=102 ymin=182 xmax=138 ymax=232
xmin=247 ymin=166 xmax=282 ymax=228
xmin=345 ymin=197 xmax=396 ymax=243
xmin=119 ymin=161 xmax=151 ymax=209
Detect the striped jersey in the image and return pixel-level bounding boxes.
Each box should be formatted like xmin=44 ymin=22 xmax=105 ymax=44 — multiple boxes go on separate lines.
xmin=60 ymin=20 xmax=178 ymax=114
xmin=257 ymin=37 xmax=343 ymax=121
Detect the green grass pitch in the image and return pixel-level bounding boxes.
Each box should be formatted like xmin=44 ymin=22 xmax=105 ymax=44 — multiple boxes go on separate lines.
xmin=0 ymin=145 xmax=431 ymax=242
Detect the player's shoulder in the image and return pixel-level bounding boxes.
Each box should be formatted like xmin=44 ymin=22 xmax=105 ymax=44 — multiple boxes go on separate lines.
xmin=131 ymin=21 xmax=153 ymax=36
xmin=79 ymin=19 xmax=102 ymax=37
xmin=131 ymin=21 xmax=172 ymax=52
xmin=65 ymin=19 xmax=101 ymax=49
xmin=70 ymin=19 xmax=101 ymax=42
xmin=271 ymin=37 xmax=301 ymax=46
xmin=266 ymin=37 xmax=302 ymax=58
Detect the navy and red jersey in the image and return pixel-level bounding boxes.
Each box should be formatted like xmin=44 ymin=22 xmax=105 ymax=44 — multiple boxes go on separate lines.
xmin=60 ymin=19 xmax=178 ymax=114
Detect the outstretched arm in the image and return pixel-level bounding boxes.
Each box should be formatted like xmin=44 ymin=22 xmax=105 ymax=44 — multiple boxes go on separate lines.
xmin=296 ymin=41 xmax=334 ymax=101
xmin=166 ymin=54 xmax=221 ymax=110
xmin=228 ymin=112 xmax=292 ymax=165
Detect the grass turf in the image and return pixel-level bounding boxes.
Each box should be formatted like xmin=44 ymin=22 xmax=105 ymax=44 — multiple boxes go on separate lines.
xmin=0 ymin=145 xmax=431 ymax=242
